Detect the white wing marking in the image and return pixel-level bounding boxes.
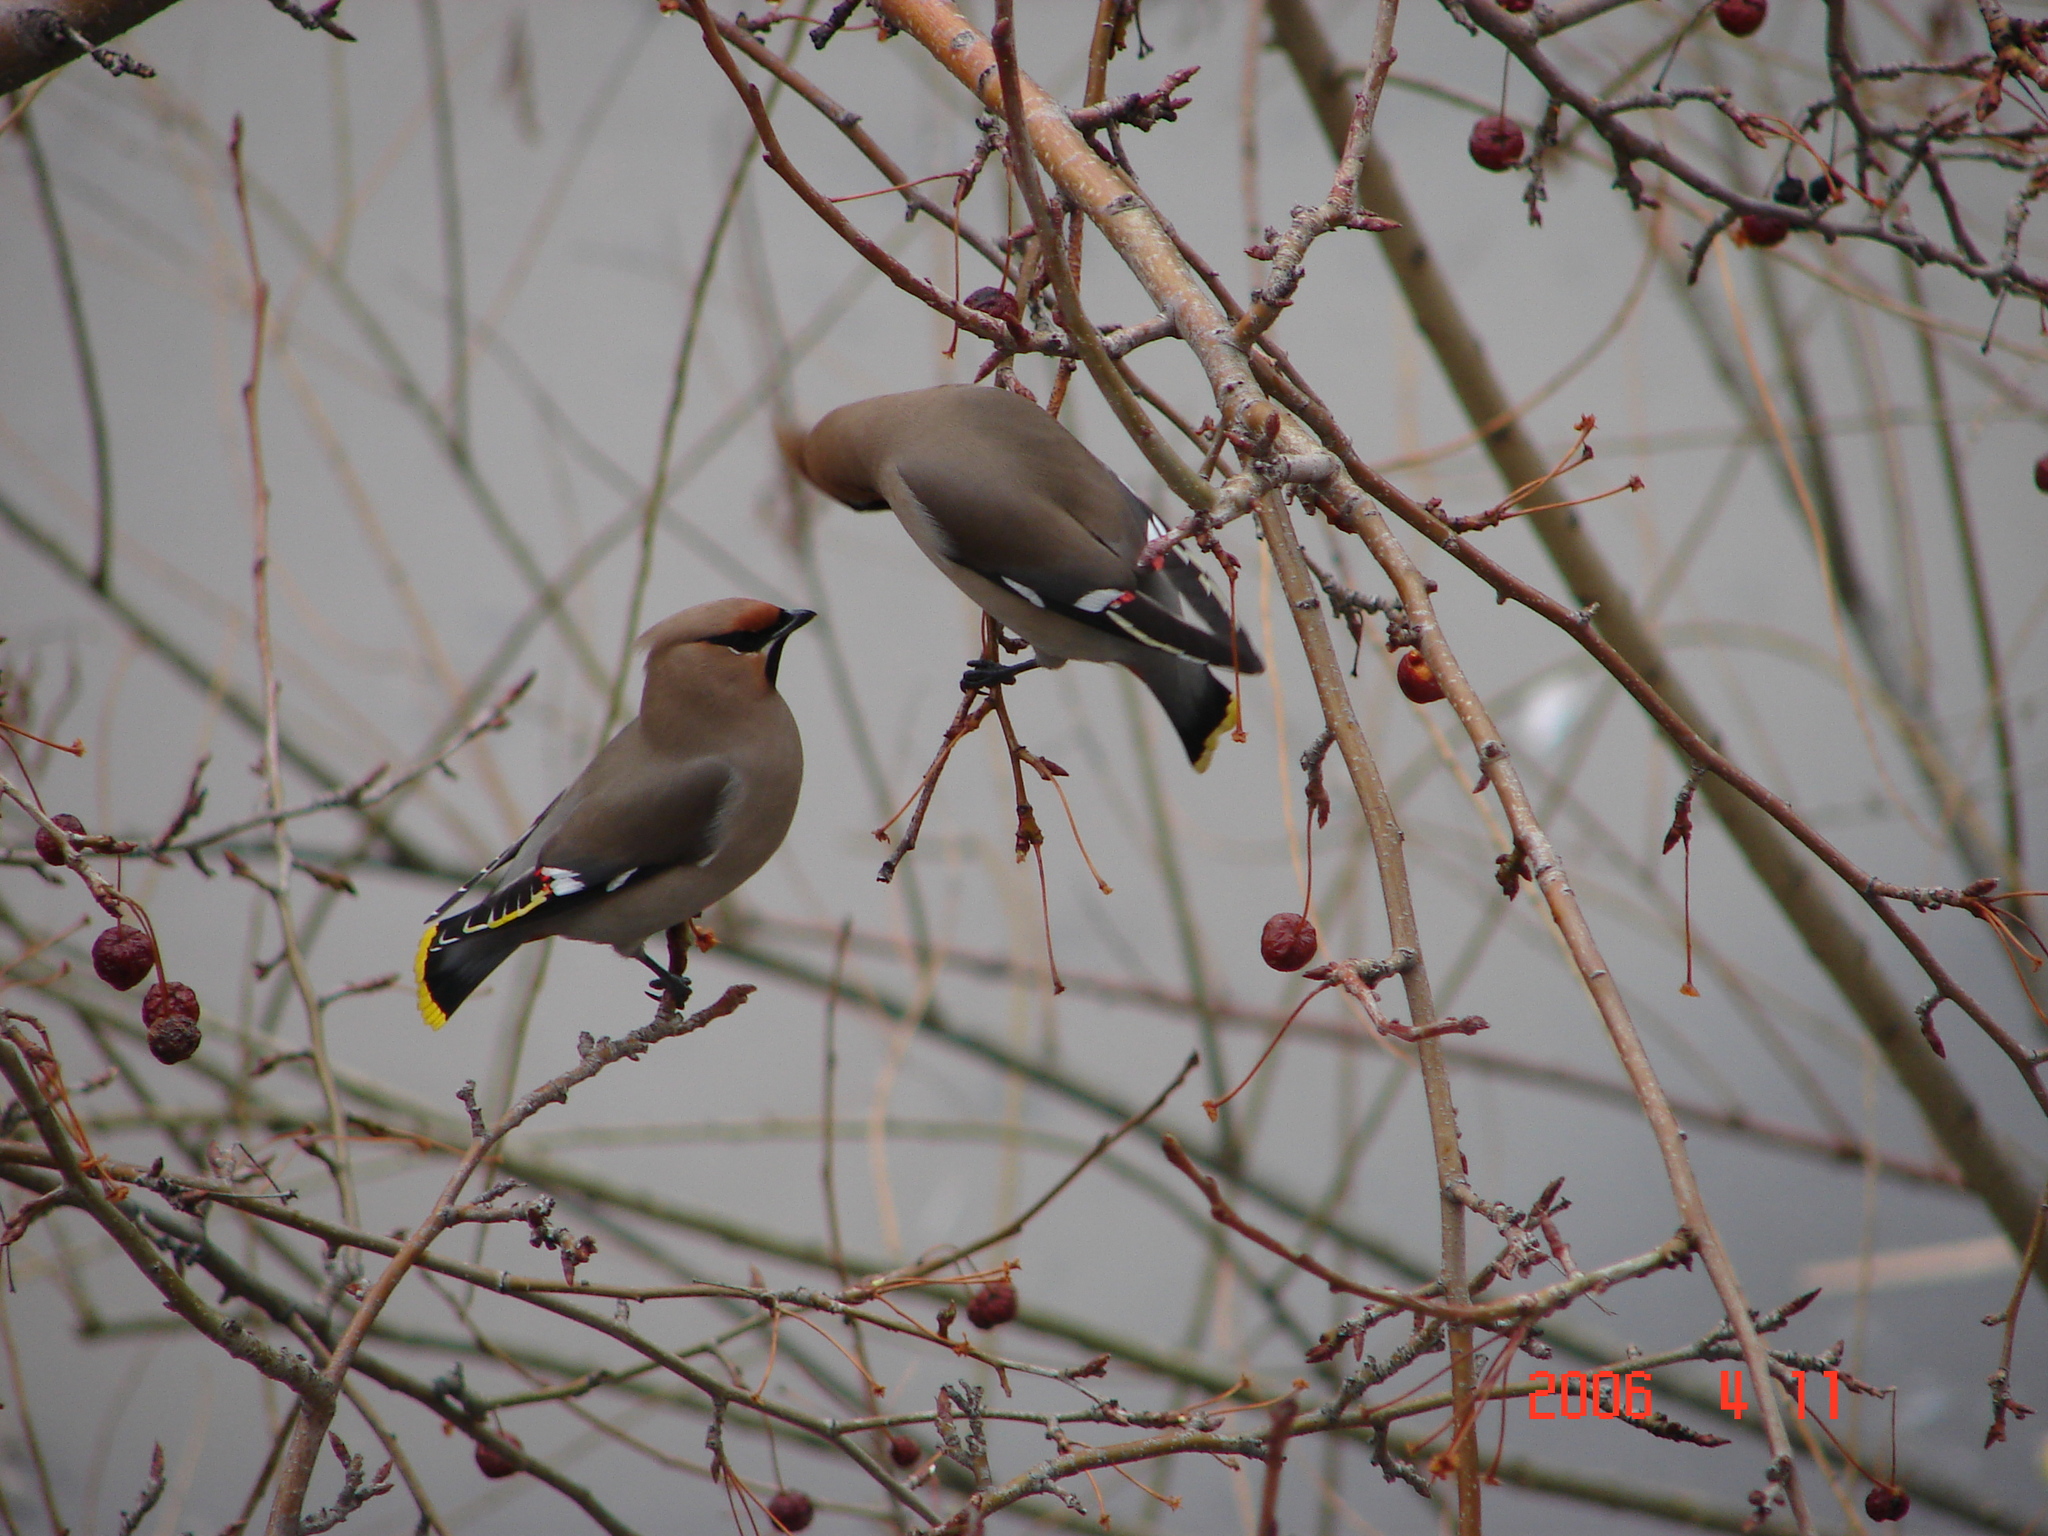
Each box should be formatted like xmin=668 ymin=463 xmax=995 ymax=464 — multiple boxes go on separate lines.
xmin=1106 ymin=608 xmax=1194 ymax=656
xmin=1074 ymin=588 xmax=1128 ymax=614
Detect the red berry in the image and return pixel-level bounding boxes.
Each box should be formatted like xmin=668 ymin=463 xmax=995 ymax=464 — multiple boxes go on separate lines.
xmin=142 ymin=982 xmax=201 ymax=1065
xmin=1714 ymin=0 xmax=1766 ymax=34
xmin=1396 ymin=651 xmax=1445 ymax=704
xmin=766 ymin=1489 xmax=814 ymax=1531
xmin=1738 ymin=212 xmax=1790 ymax=247
xmin=888 ymin=1433 xmax=921 ymax=1468
xmin=475 ymin=1431 xmax=522 ymax=1479
xmin=1467 ymin=116 xmax=1524 ymax=172
xmin=966 ymin=1280 xmax=1018 ymax=1329
xmin=2034 ymin=453 xmax=2048 ymax=493
xmin=92 ymin=924 xmax=156 ymax=991
xmin=1499 ymin=0 xmax=1534 ymax=11
xmin=1260 ymin=912 xmax=1318 ymax=972
xmin=1864 ymin=1485 xmax=1909 ymax=1522
xmin=34 ymin=813 xmax=85 ymax=867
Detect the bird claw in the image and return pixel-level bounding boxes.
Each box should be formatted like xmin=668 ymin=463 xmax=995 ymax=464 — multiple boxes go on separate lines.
xmin=644 ymin=975 xmax=693 ymax=1010
xmin=635 ymin=947 xmax=693 ymax=1011
xmin=960 ymin=658 xmax=1034 ymax=692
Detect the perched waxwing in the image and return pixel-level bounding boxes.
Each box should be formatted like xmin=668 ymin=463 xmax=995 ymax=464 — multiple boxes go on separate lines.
xmin=798 ymin=385 xmax=1262 ymax=769
xmin=415 ymin=600 xmax=812 ymax=1029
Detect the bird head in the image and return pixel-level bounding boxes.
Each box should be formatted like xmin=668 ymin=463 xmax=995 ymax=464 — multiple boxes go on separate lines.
xmin=639 ymin=600 xmax=816 ymax=705
xmin=794 ymin=400 xmax=892 ymax=511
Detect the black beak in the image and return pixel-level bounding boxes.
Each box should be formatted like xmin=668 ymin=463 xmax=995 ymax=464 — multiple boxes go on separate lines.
xmin=764 ymin=608 xmax=816 ymax=687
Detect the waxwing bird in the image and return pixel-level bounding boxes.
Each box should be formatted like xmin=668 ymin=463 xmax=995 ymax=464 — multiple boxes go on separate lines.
xmin=415 ymin=600 xmax=812 ymax=1029
xmin=798 ymin=385 xmax=1262 ymax=770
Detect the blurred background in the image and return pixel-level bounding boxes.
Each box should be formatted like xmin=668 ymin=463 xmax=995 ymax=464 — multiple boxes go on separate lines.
xmin=1 ymin=0 xmax=2044 ymax=1530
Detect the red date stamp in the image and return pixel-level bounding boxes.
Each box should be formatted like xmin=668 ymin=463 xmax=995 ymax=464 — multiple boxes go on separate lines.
xmin=1527 ymin=1370 xmax=1655 ymax=1419
xmin=1528 ymin=1369 xmax=1843 ymax=1421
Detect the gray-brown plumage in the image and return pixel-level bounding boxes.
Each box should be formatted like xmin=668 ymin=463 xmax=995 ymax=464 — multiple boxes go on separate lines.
xmin=799 ymin=385 xmax=1262 ymax=769
xmin=415 ymin=599 xmax=811 ymax=1028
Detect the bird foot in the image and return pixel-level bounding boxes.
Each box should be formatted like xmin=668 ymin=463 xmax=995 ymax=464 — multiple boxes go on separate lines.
xmin=643 ymin=974 xmax=693 ymax=1011
xmin=636 ymin=950 xmax=693 ymax=1011
xmin=960 ymin=657 xmax=1039 ymax=692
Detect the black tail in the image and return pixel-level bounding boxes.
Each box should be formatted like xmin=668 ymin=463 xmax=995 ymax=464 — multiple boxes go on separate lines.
xmin=415 ymin=915 xmax=524 ymax=1029
xmin=1125 ymin=652 xmax=1239 ymax=771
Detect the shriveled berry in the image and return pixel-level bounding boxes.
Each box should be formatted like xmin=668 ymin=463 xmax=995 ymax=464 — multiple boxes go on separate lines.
xmin=1737 ymin=212 xmax=1790 ymax=248
xmin=141 ymin=980 xmax=198 ymax=1027
xmin=1261 ymin=912 xmax=1318 ymax=972
xmin=1771 ymin=176 xmax=1808 ymax=207
xmin=1396 ymin=650 xmax=1445 ymax=704
xmin=34 ymin=813 xmax=85 ymax=867
xmin=1864 ymin=1485 xmax=1909 ymax=1522
xmin=475 ymin=1431 xmax=522 ymax=1478
xmin=888 ymin=1433 xmax=921 ymax=1468
xmin=967 ymin=1280 xmax=1018 ymax=1329
xmin=147 ymin=1013 xmax=201 ymax=1066
xmin=1467 ymin=116 xmax=1524 ymax=172
xmin=965 ymin=286 xmax=1020 ymax=323
xmin=766 ymin=1489 xmax=814 ymax=1531
xmin=92 ymin=924 xmax=156 ymax=991
xmin=2034 ymin=453 xmax=2048 ymax=493
xmin=1714 ymin=0 xmax=1766 ymax=34
xmin=142 ymin=982 xmax=201 ymax=1065
xmin=1809 ymin=173 xmax=1836 ymax=205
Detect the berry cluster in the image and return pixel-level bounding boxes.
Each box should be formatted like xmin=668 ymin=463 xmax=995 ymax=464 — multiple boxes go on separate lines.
xmin=33 ymin=811 xmax=201 ymax=1065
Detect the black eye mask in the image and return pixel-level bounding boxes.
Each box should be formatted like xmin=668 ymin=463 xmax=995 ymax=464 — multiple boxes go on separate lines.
xmin=703 ymin=609 xmax=815 ymax=685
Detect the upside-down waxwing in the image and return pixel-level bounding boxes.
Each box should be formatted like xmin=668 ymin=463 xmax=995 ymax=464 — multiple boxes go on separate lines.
xmin=414 ymin=600 xmax=812 ymax=1028
xmin=798 ymin=385 xmax=1262 ymax=769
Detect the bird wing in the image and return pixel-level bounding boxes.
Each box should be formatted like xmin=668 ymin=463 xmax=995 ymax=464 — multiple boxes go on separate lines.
xmin=1136 ymin=548 xmax=1265 ymax=676
xmin=891 ymin=456 xmax=1255 ymax=670
xmin=428 ymin=757 xmax=735 ymax=945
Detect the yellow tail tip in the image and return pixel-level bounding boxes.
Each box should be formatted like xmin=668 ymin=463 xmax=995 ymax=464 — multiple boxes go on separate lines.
xmin=1193 ymin=694 xmax=1240 ymax=774
xmin=414 ymin=926 xmax=449 ymax=1031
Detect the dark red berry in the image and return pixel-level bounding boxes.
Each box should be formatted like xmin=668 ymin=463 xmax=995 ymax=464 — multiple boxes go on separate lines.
xmin=1467 ymin=116 xmax=1524 ymax=172
xmin=1396 ymin=650 xmax=1446 ymax=704
xmin=1499 ymin=0 xmax=1534 ymax=11
xmin=1738 ymin=212 xmax=1790 ymax=247
xmin=1261 ymin=912 xmax=1318 ymax=972
xmin=1864 ymin=1485 xmax=1909 ymax=1522
xmin=141 ymin=980 xmax=198 ymax=1027
xmin=966 ymin=1280 xmax=1018 ymax=1329
xmin=888 ymin=1433 xmax=921 ymax=1468
xmin=766 ymin=1489 xmax=815 ymax=1531
xmin=475 ymin=1431 xmax=522 ymax=1479
xmin=34 ymin=813 xmax=85 ymax=867
xmin=142 ymin=982 xmax=201 ymax=1065
xmin=964 ymin=286 xmax=1021 ymax=325
xmin=1715 ymin=0 xmax=1766 ymax=34
xmin=2034 ymin=453 xmax=2048 ymax=493
xmin=92 ymin=924 xmax=156 ymax=991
